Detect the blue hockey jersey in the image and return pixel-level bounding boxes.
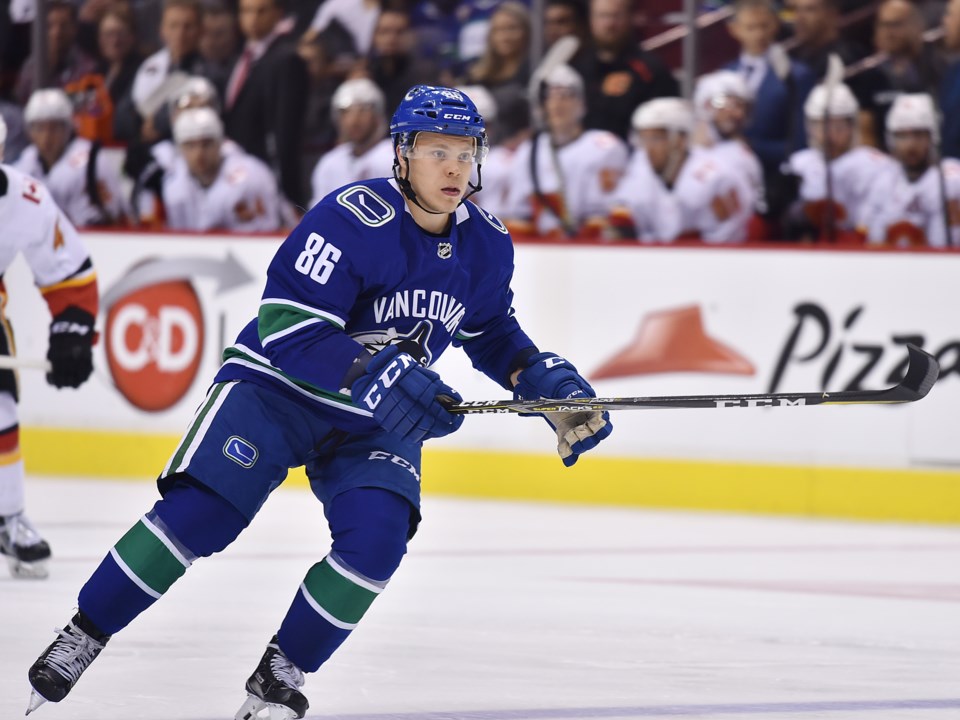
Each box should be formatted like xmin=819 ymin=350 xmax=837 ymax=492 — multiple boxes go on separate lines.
xmin=215 ymin=177 xmax=536 ymax=432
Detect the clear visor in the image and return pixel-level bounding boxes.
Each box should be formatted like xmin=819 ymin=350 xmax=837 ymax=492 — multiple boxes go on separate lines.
xmin=401 ymin=135 xmax=489 ymax=165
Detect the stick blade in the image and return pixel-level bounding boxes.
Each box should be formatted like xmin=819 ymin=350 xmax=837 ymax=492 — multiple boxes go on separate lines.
xmin=884 ymin=344 xmax=940 ymax=402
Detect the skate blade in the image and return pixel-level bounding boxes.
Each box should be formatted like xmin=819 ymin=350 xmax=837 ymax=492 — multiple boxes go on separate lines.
xmin=234 ymin=694 xmax=300 ymax=720
xmin=25 ymin=689 xmax=47 ymax=715
xmin=6 ymin=556 xmax=49 ymax=580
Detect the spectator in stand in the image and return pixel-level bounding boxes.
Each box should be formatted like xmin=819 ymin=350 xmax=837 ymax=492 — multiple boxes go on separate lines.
xmin=544 ymin=0 xmax=589 ymax=50
xmin=297 ymin=35 xmax=339 ymax=191
xmin=411 ymin=0 xmax=506 ymax=79
xmin=460 ymin=2 xmax=531 ymax=120
xmin=309 ymin=78 xmax=393 ymax=208
xmin=360 ymin=6 xmax=440 ymax=115
xmin=867 ymin=0 xmax=944 ymax=150
xmin=98 ymin=5 xmax=141 ymax=108
xmin=164 ymin=106 xmax=282 ymax=231
xmin=199 ymin=2 xmax=241 ymax=96
xmin=224 ymin=0 xmax=307 ymax=208
xmin=941 ymin=0 xmax=960 ymax=158
xmin=305 ymin=0 xmax=381 ymax=57
xmin=16 ymin=1 xmax=98 ymax=105
xmin=570 ymin=0 xmax=679 ymax=141
xmin=785 ymin=0 xmax=882 ymax=143
xmin=692 ymin=70 xmax=765 ymax=236
xmin=861 ymin=93 xmax=960 ymax=247
xmin=608 ymin=98 xmax=752 ymax=244
xmin=502 ymin=64 xmax=628 ymax=239
xmin=115 ymin=0 xmax=207 ymax=144
xmin=725 ymin=0 xmax=815 ymax=182
xmin=15 ymin=89 xmax=128 ymax=227
xmin=782 ymin=82 xmax=896 ymax=242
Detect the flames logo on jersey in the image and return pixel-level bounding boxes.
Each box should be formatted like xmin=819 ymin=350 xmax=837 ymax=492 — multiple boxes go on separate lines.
xmin=351 ymin=320 xmax=434 ymax=366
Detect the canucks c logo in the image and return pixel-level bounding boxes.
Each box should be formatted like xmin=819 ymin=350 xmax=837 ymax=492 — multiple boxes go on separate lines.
xmin=223 ymin=436 xmax=258 ymax=468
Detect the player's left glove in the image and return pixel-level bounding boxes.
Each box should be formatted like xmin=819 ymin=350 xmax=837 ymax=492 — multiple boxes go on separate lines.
xmin=46 ymin=307 xmax=95 ymax=389
xmin=514 ymin=352 xmax=612 ymax=467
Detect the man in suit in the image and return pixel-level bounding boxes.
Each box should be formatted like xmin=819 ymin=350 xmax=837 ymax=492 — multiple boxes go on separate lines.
xmin=726 ymin=0 xmax=816 ymax=201
xmin=224 ymin=0 xmax=307 ymax=208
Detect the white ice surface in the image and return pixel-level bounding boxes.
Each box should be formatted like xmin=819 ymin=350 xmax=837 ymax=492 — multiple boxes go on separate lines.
xmin=2 ymin=476 xmax=959 ymax=720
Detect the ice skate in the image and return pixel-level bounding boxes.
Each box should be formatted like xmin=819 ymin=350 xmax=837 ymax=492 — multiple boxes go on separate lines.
xmin=0 ymin=513 xmax=51 ymax=579
xmin=235 ymin=636 xmax=308 ymax=720
xmin=26 ymin=611 xmax=110 ymax=714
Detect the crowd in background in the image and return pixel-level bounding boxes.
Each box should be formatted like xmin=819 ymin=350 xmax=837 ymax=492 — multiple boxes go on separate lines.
xmin=2 ymin=0 xmax=960 ymax=246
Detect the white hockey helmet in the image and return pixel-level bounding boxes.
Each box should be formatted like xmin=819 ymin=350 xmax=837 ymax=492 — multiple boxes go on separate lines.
xmin=457 ymin=85 xmax=498 ymax=122
xmin=632 ymin=97 xmax=695 ymax=135
xmin=173 ymin=107 xmax=224 ymax=144
xmin=171 ymin=76 xmax=220 ymax=113
xmin=24 ymin=88 xmax=73 ymax=125
xmin=332 ymin=78 xmax=386 ymax=115
xmin=542 ymin=64 xmax=585 ymax=96
xmin=693 ymin=70 xmax=753 ymax=117
xmin=887 ymin=93 xmax=939 ymax=143
xmin=804 ymin=82 xmax=859 ymax=119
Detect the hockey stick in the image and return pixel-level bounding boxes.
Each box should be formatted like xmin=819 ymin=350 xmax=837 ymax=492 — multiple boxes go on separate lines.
xmin=445 ymin=344 xmax=938 ymax=414
xmin=821 ymin=53 xmax=844 ymax=244
xmin=0 ymin=356 xmax=51 ymax=372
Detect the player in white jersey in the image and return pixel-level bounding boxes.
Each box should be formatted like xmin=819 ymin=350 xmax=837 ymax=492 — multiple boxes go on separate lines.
xmin=457 ymin=85 xmax=512 ymax=218
xmin=502 ymin=64 xmax=628 ymax=239
xmin=14 ymin=89 xmax=128 ymax=228
xmin=861 ymin=93 xmax=960 ymax=248
xmin=784 ymin=82 xmax=896 ymax=243
xmin=0 ymin=116 xmax=99 ymax=578
xmin=609 ymin=98 xmax=752 ymax=243
xmin=692 ymin=70 xmax=765 ymax=226
xmin=163 ymin=107 xmax=282 ymax=232
xmin=309 ymin=78 xmax=395 ymax=208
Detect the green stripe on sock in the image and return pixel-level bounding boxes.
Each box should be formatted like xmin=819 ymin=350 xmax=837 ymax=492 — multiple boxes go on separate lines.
xmin=167 ymin=382 xmax=228 ymax=473
xmin=302 ymin=559 xmax=379 ymax=625
xmin=114 ymin=520 xmax=188 ymax=595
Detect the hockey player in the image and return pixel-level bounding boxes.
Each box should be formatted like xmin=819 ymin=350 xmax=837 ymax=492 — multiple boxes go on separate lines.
xmin=26 ymin=85 xmax=612 ymax=718
xmin=502 ymin=64 xmax=628 ymax=239
xmin=783 ymin=82 xmax=896 ymax=243
xmin=162 ymin=107 xmax=282 ymax=232
xmin=0 ymin=115 xmax=99 ymax=579
xmin=861 ymin=94 xmax=960 ymax=248
xmin=14 ymin=89 xmax=127 ymax=227
xmin=309 ymin=78 xmax=395 ymax=208
xmin=692 ymin=70 xmax=764 ymax=223
xmin=608 ymin=97 xmax=752 ymax=243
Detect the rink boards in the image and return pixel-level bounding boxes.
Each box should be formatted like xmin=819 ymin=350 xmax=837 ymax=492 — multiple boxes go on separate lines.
xmin=5 ymin=233 xmax=959 ymax=523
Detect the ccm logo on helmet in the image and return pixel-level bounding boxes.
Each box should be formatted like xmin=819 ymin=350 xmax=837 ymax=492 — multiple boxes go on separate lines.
xmin=443 ymin=113 xmax=472 ymax=121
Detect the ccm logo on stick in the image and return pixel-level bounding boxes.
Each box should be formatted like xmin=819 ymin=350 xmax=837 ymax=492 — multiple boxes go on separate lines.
xmin=715 ymin=398 xmax=807 ymax=407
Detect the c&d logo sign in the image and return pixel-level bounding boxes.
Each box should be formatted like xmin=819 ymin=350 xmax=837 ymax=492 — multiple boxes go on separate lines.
xmin=101 ymin=254 xmax=253 ymax=411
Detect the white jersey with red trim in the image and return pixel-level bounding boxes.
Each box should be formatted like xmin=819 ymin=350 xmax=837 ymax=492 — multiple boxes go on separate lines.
xmin=611 ymin=147 xmax=751 ymax=243
xmin=0 ymin=163 xmax=95 ymax=290
xmin=503 ymin=129 xmax=628 ymax=236
xmin=786 ymin=146 xmax=896 ymax=231
xmin=471 ymin=144 xmax=515 ymax=218
xmin=310 ymin=138 xmax=394 ymax=208
xmin=861 ymin=158 xmax=960 ymax=248
xmin=163 ymin=150 xmax=282 ymax=232
xmin=13 ymin=137 xmax=127 ymax=227
xmin=707 ymin=139 xmax=763 ymax=213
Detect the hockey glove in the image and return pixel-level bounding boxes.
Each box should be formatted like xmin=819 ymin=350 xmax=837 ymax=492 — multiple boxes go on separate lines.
xmin=351 ymin=345 xmax=464 ymax=444
xmin=514 ymin=352 xmax=612 ymax=467
xmin=46 ymin=307 xmax=96 ymax=389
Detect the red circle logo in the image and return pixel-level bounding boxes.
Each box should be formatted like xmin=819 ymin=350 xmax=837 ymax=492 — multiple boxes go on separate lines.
xmin=105 ymin=280 xmax=204 ymax=411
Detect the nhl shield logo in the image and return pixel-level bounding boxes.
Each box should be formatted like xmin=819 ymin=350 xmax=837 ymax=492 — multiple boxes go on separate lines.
xmin=437 ymin=242 xmax=453 ymax=259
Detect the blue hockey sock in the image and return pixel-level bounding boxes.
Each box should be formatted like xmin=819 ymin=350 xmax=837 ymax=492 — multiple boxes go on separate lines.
xmin=79 ymin=478 xmax=247 ymax=635
xmin=277 ymin=487 xmax=412 ymax=672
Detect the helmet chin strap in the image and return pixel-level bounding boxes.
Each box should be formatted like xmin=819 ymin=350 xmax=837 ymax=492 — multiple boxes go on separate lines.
xmin=392 ymin=136 xmax=484 ymax=215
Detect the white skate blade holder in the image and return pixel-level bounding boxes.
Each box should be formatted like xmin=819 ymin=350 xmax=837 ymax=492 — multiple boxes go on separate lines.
xmin=235 ymin=694 xmax=301 ymax=720
xmin=6 ymin=555 xmax=49 ymax=580
xmin=25 ymin=689 xmax=47 ymax=715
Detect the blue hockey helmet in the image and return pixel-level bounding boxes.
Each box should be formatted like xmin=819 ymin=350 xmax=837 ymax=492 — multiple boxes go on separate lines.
xmin=390 ymin=85 xmax=489 ymax=160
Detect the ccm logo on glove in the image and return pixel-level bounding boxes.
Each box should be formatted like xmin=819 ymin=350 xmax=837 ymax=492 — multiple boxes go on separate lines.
xmin=361 ymin=353 xmax=418 ymax=410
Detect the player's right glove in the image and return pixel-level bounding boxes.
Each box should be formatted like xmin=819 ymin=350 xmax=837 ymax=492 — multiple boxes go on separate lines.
xmin=351 ymin=345 xmax=464 ymax=444
xmin=46 ymin=307 xmax=95 ymax=389
xmin=514 ymin=352 xmax=612 ymax=467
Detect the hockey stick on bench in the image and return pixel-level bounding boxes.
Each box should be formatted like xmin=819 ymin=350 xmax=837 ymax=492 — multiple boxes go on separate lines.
xmin=445 ymin=344 xmax=939 ymax=414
